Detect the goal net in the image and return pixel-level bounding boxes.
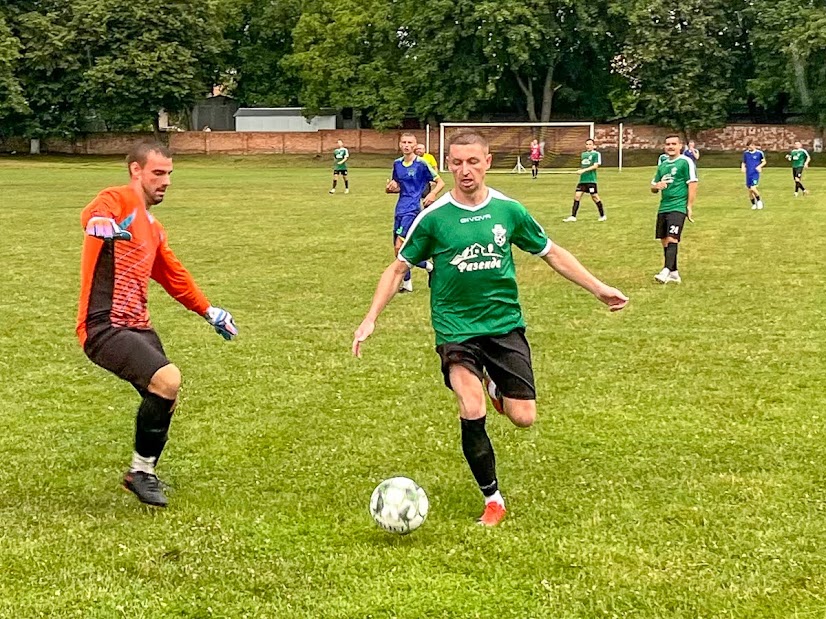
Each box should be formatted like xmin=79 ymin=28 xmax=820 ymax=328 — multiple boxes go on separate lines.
xmin=438 ymin=122 xmax=595 ymax=173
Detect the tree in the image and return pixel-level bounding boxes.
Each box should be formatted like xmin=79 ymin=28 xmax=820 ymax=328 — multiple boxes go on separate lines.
xmin=612 ymin=0 xmax=738 ymax=135
xmin=4 ymin=0 xmax=86 ymax=138
xmin=749 ymin=0 xmax=826 ymax=129
xmin=287 ymin=0 xmax=410 ymax=128
xmin=220 ymin=0 xmax=301 ymax=107
xmin=0 ymin=12 xmax=28 ymax=128
xmin=72 ymin=0 xmax=225 ymax=133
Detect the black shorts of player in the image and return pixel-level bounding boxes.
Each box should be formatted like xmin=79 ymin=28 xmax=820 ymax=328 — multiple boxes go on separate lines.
xmin=576 ymin=183 xmax=598 ymax=194
xmin=333 ymin=168 xmax=348 ymax=176
xmin=793 ymin=166 xmax=804 ymax=180
xmin=84 ymin=325 xmax=171 ymax=393
xmin=436 ymin=328 xmax=536 ymax=400
xmin=655 ymin=211 xmax=687 ymax=241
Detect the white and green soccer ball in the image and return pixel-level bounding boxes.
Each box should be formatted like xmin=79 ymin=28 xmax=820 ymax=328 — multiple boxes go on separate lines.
xmin=369 ymin=477 xmax=429 ymax=535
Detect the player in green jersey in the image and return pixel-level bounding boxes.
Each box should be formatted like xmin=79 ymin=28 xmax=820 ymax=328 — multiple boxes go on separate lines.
xmin=329 ymin=139 xmax=350 ymax=194
xmin=563 ymin=139 xmax=606 ymax=222
xmin=785 ymin=140 xmax=810 ymax=197
xmin=651 ymin=135 xmax=698 ymax=284
xmin=353 ymin=131 xmax=628 ymax=527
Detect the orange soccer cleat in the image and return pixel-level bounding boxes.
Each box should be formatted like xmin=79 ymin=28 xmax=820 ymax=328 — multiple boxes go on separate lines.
xmin=477 ymin=501 xmax=507 ymax=527
xmin=483 ymin=375 xmax=505 ymax=415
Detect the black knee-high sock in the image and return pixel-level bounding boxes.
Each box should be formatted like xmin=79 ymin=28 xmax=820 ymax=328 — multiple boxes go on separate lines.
xmin=332 ymin=179 xmax=337 ymax=189
xmin=663 ymin=246 xmax=668 ymax=268
xmin=595 ymin=200 xmax=605 ymax=217
xmin=797 ymin=181 xmax=806 ymax=192
xmin=135 ymin=393 xmax=175 ymax=462
xmin=461 ymin=417 xmax=498 ymax=497
xmin=344 ymin=178 xmax=349 ymax=189
xmin=572 ymin=200 xmax=581 ymax=217
xmin=665 ymin=243 xmax=679 ymax=271
xmin=750 ymin=197 xmax=755 ymax=205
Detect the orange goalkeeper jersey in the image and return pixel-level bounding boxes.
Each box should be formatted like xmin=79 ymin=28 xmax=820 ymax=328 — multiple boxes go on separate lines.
xmin=77 ymin=185 xmax=210 ymax=346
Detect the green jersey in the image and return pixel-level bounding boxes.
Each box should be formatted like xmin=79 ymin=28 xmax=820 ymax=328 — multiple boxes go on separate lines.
xmin=652 ymin=155 xmax=698 ymax=214
xmin=399 ymin=189 xmax=552 ymax=345
xmin=579 ymin=150 xmax=601 ymax=183
xmin=334 ymin=147 xmax=349 ymax=170
xmin=658 ymin=153 xmax=669 ymax=166
xmin=790 ymin=148 xmax=809 ymax=167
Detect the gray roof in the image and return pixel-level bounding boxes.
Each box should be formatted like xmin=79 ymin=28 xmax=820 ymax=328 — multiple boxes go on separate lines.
xmin=234 ymin=107 xmax=338 ymax=118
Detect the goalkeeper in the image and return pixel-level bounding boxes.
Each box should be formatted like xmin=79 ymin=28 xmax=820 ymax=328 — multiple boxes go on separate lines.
xmin=77 ymin=141 xmax=238 ymax=508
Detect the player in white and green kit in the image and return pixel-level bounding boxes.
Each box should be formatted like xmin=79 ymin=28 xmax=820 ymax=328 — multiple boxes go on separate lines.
xmin=353 ymin=131 xmax=628 ymax=527
xmin=329 ymin=139 xmax=350 ymax=194
xmin=651 ymin=135 xmax=698 ymax=284
xmin=786 ymin=140 xmax=810 ymax=197
xmin=563 ymin=139 xmax=606 ymax=222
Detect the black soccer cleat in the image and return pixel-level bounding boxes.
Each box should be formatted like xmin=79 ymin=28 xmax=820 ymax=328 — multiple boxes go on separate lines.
xmin=123 ymin=470 xmax=168 ymax=507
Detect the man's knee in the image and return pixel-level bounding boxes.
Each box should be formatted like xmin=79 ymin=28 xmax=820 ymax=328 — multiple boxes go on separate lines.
xmin=148 ymin=364 xmax=181 ymax=400
xmin=505 ymin=399 xmax=536 ymax=427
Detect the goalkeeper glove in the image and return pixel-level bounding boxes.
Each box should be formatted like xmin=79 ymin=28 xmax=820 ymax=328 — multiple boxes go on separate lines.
xmin=204 ymin=306 xmax=238 ymax=341
xmin=85 ymin=211 xmax=136 ymax=241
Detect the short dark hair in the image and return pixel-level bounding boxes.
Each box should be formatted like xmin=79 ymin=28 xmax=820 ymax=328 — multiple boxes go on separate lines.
xmin=664 ymin=134 xmax=682 ymax=143
xmin=448 ymin=131 xmax=489 ymax=151
xmin=585 ymin=138 xmax=595 ymax=143
xmin=126 ymin=141 xmax=171 ymax=169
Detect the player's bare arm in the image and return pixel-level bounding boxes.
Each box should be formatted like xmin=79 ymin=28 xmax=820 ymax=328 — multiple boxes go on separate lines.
xmin=686 ymin=181 xmax=698 ymax=222
xmin=386 ymin=179 xmax=400 ymax=193
xmin=423 ymin=176 xmax=446 ymax=206
xmin=352 ymin=259 xmax=409 ymax=357
xmin=541 ymin=244 xmax=628 ymax=312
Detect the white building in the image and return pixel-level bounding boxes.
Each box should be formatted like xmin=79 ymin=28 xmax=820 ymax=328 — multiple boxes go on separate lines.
xmin=234 ymin=108 xmax=337 ymax=132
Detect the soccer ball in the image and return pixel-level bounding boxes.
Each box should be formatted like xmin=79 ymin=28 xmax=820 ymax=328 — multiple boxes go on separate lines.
xmin=369 ymin=477 xmax=429 ymax=534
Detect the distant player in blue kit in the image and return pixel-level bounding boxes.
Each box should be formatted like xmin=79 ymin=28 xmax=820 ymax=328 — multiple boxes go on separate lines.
xmin=385 ymin=132 xmax=445 ymax=293
xmin=741 ymin=141 xmax=766 ymax=210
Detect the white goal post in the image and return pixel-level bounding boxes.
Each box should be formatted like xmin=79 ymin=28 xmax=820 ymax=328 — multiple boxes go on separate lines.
xmin=438 ymin=122 xmax=596 ymax=173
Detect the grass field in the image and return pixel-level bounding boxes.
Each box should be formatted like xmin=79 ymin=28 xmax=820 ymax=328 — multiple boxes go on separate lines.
xmin=1 ymin=156 xmax=825 ymax=618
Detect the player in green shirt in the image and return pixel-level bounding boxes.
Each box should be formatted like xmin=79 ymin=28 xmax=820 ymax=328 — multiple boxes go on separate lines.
xmin=563 ymin=139 xmax=606 ymax=222
xmin=329 ymin=139 xmax=350 ymax=194
xmin=651 ymin=135 xmax=698 ymax=284
xmin=785 ymin=140 xmax=810 ymax=197
xmin=352 ymin=131 xmax=628 ymax=527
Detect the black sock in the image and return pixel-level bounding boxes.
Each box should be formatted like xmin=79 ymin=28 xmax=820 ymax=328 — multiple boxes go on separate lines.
xmin=750 ymin=197 xmax=755 ymax=204
xmin=665 ymin=243 xmax=678 ymax=271
xmin=663 ymin=246 xmax=668 ymax=268
xmin=461 ymin=417 xmax=498 ymax=497
xmin=344 ymin=179 xmax=349 ymax=189
xmin=798 ymin=181 xmax=806 ymax=192
xmin=332 ymin=180 xmax=337 ymax=189
xmin=135 ymin=393 xmax=175 ymax=462
xmin=572 ymin=200 xmax=580 ymax=217
xmin=596 ymin=201 xmax=605 ymax=217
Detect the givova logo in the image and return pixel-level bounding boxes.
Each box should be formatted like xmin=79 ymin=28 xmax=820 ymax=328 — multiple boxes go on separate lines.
xmin=450 ymin=243 xmax=503 ymax=273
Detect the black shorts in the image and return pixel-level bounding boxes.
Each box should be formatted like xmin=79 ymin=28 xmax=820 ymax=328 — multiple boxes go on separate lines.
xmin=656 ymin=211 xmax=687 ymax=241
xmin=576 ymin=183 xmax=598 ymax=194
xmin=793 ymin=166 xmax=804 ymax=180
xmin=436 ymin=328 xmax=536 ymax=400
xmin=84 ymin=325 xmax=170 ymax=392
xmin=530 ymin=159 xmax=540 ymax=167
xmin=333 ymin=168 xmax=348 ymax=176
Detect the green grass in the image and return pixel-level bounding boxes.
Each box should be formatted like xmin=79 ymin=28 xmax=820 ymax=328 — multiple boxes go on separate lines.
xmin=1 ymin=156 xmax=825 ymax=618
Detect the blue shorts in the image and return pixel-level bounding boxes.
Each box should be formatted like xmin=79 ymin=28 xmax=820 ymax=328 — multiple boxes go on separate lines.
xmin=394 ymin=212 xmax=418 ymax=241
xmin=746 ymin=174 xmax=760 ymax=188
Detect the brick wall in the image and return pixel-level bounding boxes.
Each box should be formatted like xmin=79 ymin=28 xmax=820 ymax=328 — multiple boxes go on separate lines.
xmin=1 ymin=125 xmax=820 ymax=156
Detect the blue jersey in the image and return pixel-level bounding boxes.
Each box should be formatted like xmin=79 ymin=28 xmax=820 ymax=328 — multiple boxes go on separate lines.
xmin=742 ymin=150 xmax=765 ymax=176
xmin=392 ymin=157 xmax=438 ymax=214
xmin=682 ymin=148 xmax=697 ymax=162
